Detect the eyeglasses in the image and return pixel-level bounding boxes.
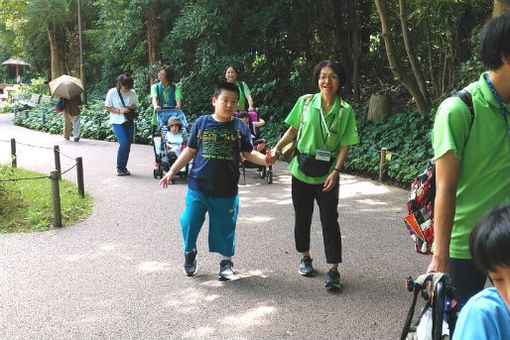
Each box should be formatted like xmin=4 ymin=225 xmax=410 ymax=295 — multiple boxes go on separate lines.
xmin=319 ymin=74 xmax=339 ymax=81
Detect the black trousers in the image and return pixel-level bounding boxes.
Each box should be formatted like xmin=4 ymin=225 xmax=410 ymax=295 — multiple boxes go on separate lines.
xmin=292 ymin=176 xmax=342 ymax=264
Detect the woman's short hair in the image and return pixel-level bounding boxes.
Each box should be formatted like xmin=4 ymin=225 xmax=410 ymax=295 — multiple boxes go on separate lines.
xmin=116 ymin=74 xmax=134 ymax=90
xmin=159 ymin=65 xmax=174 ymax=83
xmin=313 ymin=60 xmax=346 ymax=91
xmin=470 ymin=204 xmax=510 ymax=273
xmin=224 ymin=65 xmax=238 ymax=75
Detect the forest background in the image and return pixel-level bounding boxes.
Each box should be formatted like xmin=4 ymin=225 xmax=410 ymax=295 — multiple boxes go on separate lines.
xmin=1 ymin=0 xmax=508 ymax=184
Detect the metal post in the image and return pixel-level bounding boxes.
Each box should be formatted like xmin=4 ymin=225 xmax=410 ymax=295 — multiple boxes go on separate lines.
xmin=76 ymin=157 xmax=85 ymax=198
xmin=53 ymin=145 xmax=61 ymax=177
xmin=50 ymin=170 xmax=63 ymax=228
xmin=379 ymin=147 xmax=387 ymax=181
xmin=10 ymin=138 xmax=17 ymax=168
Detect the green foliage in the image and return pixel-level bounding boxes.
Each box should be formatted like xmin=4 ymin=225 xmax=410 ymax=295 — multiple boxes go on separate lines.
xmin=0 ymin=165 xmax=94 ymax=233
xmin=344 ymin=109 xmax=435 ymax=185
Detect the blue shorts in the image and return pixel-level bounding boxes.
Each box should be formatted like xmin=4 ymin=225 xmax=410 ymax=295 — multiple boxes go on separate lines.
xmin=180 ymin=188 xmax=239 ymax=256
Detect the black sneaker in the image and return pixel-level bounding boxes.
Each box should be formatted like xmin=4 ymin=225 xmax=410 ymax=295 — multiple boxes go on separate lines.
xmin=184 ymin=249 xmax=197 ymax=276
xmin=218 ymin=259 xmax=234 ymax=281
xmin=74 ymin=137 xmax=80 ymax=142
xmin=324 ymin=268 xmax=341 ymax=291
xmin=116 ymin=168 xmax=127 ymax=176
xmin=122 ymin=167 xmax=131 ymax=176
xmin=299 ymin=256 xmax=314 ymax=276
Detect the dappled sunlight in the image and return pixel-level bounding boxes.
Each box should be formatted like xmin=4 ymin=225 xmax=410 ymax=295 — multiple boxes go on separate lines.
xmin=63 ymin=243 xmax=117 ymax=261
xmin=340 ymin=178 xmax=390 ymax=199
xmin=238 ymin=215 xmax=274 ymax=223
xmin=182 ymin=326 xmax=215 ymax=339
xmin=163 ymin=287 xmax=222 ymax=313
xmin=222 ymin=305 xmax=276 ymax=328
xmin=137 ymin=261 xmax=171 ymax=273
xmin=200 ymin=269 xmax=269 ymax=287
xmin=355 ymin=198 xmax=389 ymax=206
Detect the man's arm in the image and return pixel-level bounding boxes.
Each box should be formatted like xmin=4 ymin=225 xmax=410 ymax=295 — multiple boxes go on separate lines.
xmin=427 ymin=150 xmax=460 ymax=274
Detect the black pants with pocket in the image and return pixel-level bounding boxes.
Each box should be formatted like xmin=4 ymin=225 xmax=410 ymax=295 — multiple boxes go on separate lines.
xmin=292 ymin=176 xmax=342 ymax=264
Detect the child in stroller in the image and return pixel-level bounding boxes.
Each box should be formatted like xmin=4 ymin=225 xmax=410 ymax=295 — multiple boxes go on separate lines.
xmin=153 ymin=109 xmax=188 ymax=181
xmin=237 ymin=111 xmax=273 ymax=184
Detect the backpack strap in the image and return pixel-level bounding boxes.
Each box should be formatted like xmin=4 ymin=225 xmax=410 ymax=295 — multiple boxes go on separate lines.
xmin=454 ymin=90 xmax=475 ymax=152
xmin=295 ymin=94 xmax=314 ymax=152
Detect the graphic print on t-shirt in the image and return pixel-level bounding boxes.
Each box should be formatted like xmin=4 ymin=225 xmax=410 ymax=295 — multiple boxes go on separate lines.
xmin=200 ymin=127 xmax=238 ymax=161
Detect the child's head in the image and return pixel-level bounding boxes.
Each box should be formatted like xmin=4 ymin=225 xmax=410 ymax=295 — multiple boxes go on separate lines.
xmin=480 ymin=11 xmax=510 ymax=70
xmin=470 ymin=204 xmax=510 ymax=309
xmin=212 ymin=82 xmax=239 ymax=120
xmin=238 ymin=111 xmax=250 ymax=124
xmin=167 ymin=117 xmax=182 ymax=133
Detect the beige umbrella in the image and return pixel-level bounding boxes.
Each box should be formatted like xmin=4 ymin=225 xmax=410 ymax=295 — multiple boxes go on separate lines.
xmin=49 ymin=75 xmax=84 ymax=99
xmin=1 ymin=58 xmax=30 ymax=82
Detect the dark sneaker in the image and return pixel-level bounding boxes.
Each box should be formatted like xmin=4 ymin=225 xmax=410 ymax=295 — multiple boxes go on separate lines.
xmin=184 ymin=249 xmax=197 ymax=276
xmin=299 ymin=256 xmax=314 ymax=277
xmin=218 ymin=260 xmax=234 ymax=281
xmin=122 ymin=167 xmax=131 ymax=176
xmin=74 ymin=137 xmax=80 ymax=142
xmin=116 ymin=168 xmax=127 ymax=176
xmin=324 ymin=268 xmax=341 ymax=291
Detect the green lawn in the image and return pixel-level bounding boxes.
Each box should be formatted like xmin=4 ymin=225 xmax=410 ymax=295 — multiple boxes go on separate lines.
xmin=0 ymin=166 xmax=93 ymax=233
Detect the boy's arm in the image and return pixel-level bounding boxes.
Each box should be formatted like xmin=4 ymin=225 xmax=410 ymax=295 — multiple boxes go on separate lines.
xmin=427 ymin=150 xmax=460 ymax=275
xmin=253 ymin=118 xmax=265 ymax=128
xmin=243 ymin=150 xmax=269 ymax=166
xmin=160 ymin=147 xmax=197 ymax=188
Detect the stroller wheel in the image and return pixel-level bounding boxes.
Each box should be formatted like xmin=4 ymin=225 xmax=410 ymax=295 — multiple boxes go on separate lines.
xmin=266 ymin=170 xmax=273 ymax=184
xmin=259 ymin=167 xmax=266 ymax=178
xmin=153 ymin=169 xmax=158 ymax=179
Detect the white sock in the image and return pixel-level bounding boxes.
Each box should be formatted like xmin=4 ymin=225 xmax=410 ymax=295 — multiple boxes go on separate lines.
xmin=221 ymin=255 xmax=232 ymax=261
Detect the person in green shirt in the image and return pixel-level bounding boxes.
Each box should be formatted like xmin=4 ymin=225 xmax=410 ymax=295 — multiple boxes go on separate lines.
xmin=427 ymin=11 xmax=510 ymax=306
xmin=224 ymin=65 xmax=254 ymax=111
xmin=151 ymin=65 xmax=182 ymax=127
xmin=269 ymin=60 xmax=359 ymax=291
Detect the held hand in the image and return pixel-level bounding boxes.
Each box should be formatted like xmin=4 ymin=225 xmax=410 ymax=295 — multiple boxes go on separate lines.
xmin=266 ymin=148 xmax=279 ymax=164
xmin=155 ymin=106 xmax=161 ymax=111
xmin=322 ymin=171 xmax=339 ymax=192
xmin=265 ymin=151 xmax=276 ymax=166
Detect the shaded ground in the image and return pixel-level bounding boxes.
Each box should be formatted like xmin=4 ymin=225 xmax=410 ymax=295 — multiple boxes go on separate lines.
xmin=0 ymin=113 xmax=429 ymax=340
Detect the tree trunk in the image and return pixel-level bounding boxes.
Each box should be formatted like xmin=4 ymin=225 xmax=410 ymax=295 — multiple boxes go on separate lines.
xmin=349 ymin=0 xmax=361 ymax=103
xmin=368 ymin=94 xmax=391 ymax=121
xmin=374 ymin=0 xmax=429 ymax=114
xmin=398 ymin=0 xmax=428 ymax=102
xmin=46 ymin=23 xmax=66 ymax=80
xmin=493 ymin=0 xmax=510 ymax=16
xmin=146 ymin=0 xmax=160 ymax=66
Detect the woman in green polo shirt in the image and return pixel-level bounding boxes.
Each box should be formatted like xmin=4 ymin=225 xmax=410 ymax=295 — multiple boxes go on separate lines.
xmin=151 ymin=65 xmax=182 ymax=129
xmin=224 ymin=65 xmax=254 ymax=111
xmin=272 ymin=60 xmax=360 ymax=291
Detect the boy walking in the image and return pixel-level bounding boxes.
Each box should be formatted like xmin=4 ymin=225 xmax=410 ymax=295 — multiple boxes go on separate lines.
xmin=427 ymin=11 xmax=510 ymax=305
xmin=160 ymin=82 xmax=273 ymax=280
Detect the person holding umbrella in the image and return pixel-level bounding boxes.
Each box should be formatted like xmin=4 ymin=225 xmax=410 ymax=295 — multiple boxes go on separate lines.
xmin=48 ymin=75 xmax=85 ymax=142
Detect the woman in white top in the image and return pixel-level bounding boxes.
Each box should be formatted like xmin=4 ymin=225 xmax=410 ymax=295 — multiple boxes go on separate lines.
xmin=104 ymin=74 xmax=139 ymax=176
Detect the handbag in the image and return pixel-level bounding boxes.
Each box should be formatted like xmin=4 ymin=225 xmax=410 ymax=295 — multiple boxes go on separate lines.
xmin=297 ymin=152 xmax=335 ymax=177
xmin=280 ymin=94 xmax=314 ymax=163
xmin=117 ymin=89 xmax=139 ymax=121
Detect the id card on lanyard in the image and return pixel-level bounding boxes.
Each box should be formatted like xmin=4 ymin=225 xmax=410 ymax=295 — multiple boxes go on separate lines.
xmin=316 ymin=108 xmax=337 ymax=161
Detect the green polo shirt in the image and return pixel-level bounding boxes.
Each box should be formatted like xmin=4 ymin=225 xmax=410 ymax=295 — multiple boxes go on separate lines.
xmin=285 ymin=93 xmax=360 ymax=184
xmin=236 ymin=81 xmax=251 ymax=110
xmin=432 ymin=72 xmax=510 ymax=259
xmin=151 ymin=82 xmax=182 ymax=125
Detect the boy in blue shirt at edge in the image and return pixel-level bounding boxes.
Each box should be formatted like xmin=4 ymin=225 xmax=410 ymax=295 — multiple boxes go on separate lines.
xmin=452 ymin=204 xmax=510 ymax=340
xmin=160 ymin=82 xmax=274 ymax=281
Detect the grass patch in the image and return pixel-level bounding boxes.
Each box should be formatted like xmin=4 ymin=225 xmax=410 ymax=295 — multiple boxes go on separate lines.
xmin=0 ymin=166 xmax=93 ymax=233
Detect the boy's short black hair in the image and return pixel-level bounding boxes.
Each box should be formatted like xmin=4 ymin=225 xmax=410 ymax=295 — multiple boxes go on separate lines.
xmin=313 ymin=60 xmax=346 ymax=91
xmin=213 ymin=81 xmax=239 ymax=99
xmin=238 ymin=111 xmax=250 ymax=118
xmin=470 ymin=204 xmax=510 ymax=273
xmin=480 ymin=11 xmax=510 ymax=70
xmin=116 ymin=74 xmax=134 ymax=90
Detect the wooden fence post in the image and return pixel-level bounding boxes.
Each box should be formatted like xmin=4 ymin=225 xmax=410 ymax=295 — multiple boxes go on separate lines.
xmin=53 ymin=145 xmax=61 ymax=177
xmin=76 ymin=157 xmax=85 ymax=198
xmin=50 ymin=170 xmax=62 ymax=228
xmin=379 ymin=147 xmax=387 ymax=181
xmin=10 ymin=138 xmax=16 ymax=168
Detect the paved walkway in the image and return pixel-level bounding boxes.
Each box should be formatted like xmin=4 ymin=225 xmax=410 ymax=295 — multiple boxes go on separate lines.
xmin=0 ymin=113 xmax=429 ymax=340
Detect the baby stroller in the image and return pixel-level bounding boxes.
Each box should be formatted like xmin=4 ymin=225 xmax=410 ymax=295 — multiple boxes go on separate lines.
xmin=401 ymin=272 xmax=459 ymax=340
xmin=153 ymin=108 xmax=189 ymax=182
xmin=236 ymin=110 xmax=273 ymax=184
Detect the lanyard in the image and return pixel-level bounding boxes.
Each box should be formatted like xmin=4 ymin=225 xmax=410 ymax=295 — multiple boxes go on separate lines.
xmin=318 ymin=108 xmax=337 ymax=147
xmin=484 ymin=73 xmax=510 ymax=137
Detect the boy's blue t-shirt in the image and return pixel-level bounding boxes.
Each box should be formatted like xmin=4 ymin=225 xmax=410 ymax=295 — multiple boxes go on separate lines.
xmin=452 ymin=287 xmax=510 ymax=340
xmin=187 ymin=115 xmax=253 ymax=197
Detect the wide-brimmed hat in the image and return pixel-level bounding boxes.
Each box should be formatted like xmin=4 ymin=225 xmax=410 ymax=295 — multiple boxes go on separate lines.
xmin=167 ymin=116 xmax=183 ymax=126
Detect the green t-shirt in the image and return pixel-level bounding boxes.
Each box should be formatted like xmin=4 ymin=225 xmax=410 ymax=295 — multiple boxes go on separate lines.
xmin=284 ymin=93 xmax=360 ymax=184
xmin=151 ymin=82 xmax=182 ymax=125
xmin=236 ymin=81 xmax=251 ymax=111
xmin=432 ymin=72 xmax=510 ymax=259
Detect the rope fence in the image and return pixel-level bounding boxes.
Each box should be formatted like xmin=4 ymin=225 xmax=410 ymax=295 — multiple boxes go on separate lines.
xmin=0 ymin=138 xmax=86 ymax=227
